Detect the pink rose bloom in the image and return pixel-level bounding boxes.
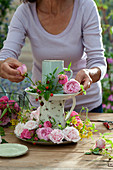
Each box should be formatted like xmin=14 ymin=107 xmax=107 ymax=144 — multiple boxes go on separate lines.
xmin=14 ymin=122 xmax=25 ymax=136
xmin=104 ymin=73 xmax=108 ymax=78
xmin=108 ymin=95 xmax=113 ymax=101
xmin=17 ymin=64 xmax=27 ymax=76
xmin=20 ymin=129 xmax=34 ymax=139
xmin=48 ymin=129 xmax=64 ymax=144
xmin=106 ymin=104 xmax=111 ymax=109
xmin=70 ymin=111 xmax=78 ymax=117
xmin=107 ymin=58 xmax=113 ymax=64
xmin=63 ymin=126 xmax=81 ymax=142
xmin=0 ymin=116 xmax=10 ymax=126
xmin=96 ymin=139 xmax=106 ymax=149
xmin=44 ymin=121 xmax=52 ymax=128
xmin=36 ymin=127 xmax=53 ymax=141
xmin=0 ymin=96 xmax=9 ymax=103
xmin=37 ymin=88 xmax=41 ymax=93
xmin=58 ymin=74 xmax=68 ymax=85
xmin=111 ymin=86 xmax=113 ymax=91
xmin=64 ymin=79 xmax=81 ymax=94
xmin=30 ymin=107 xmax=40 ymax=122
xmin=102 ymin=104 xmax=106 ymax=109
xmin=24 ymin=120 xmax=38 ymax=130
xmin=0 ymin=136 xmax=2 ymax=143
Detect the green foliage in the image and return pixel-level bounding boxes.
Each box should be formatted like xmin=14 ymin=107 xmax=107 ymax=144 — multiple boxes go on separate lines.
xmin=0 ymin=0 xmax=14 ymax=49
xmin=94 ymin=0 xmax=113 ymax=112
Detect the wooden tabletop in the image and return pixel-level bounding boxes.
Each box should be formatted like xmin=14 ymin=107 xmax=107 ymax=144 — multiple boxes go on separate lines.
xmin=0 ymin=113 xmax=113 ymax=170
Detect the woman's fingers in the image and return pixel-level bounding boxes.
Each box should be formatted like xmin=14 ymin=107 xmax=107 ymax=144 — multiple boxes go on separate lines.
xmin=0 ymin=57 xmax=25 ymax=82
xmin=75 ymin=69 xmax=93 ymax=91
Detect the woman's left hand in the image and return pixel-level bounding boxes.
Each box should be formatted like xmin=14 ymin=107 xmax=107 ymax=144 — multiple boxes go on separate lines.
xmin=75 ymin=69 xmax=93 ymax=91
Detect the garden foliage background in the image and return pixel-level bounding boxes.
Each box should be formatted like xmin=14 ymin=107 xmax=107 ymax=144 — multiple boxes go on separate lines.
xmin=0 ymin=0 xmax=113 ymax=112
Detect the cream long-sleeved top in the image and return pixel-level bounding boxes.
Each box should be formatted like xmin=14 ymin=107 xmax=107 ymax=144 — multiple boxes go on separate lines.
xmin=0 ymin=0 xmax=107 ymax=112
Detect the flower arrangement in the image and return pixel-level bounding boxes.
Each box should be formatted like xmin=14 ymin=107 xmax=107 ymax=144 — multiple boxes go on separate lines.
xmin=0 ymin=96 xmax=21 ymax=126
xmin=13 ymin=107 xmax=97 ymax=144
xmin=17 ymin=63 xmax=86 ymax=102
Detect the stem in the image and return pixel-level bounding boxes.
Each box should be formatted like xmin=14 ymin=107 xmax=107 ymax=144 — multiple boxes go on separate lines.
xmin=24 ymin=73 xmax=35 ymax=86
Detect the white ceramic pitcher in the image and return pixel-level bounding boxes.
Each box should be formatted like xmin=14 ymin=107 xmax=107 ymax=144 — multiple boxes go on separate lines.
xmin=39 ymin=60 xmax=77 ymax=128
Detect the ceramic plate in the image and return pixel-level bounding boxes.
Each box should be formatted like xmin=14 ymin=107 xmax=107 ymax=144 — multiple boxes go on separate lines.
xmin=16 ymin=135 xmax=75 ymax=145
xmin=0 ymin=143 xmax=28 ymax=157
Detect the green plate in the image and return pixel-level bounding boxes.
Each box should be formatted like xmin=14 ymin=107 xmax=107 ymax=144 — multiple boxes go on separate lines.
xmin=0 ymin=143 xmax=28 ymax=157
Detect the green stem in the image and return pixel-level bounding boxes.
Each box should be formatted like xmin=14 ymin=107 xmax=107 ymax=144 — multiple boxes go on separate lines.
xmin=24 ymin=73 xmax=35 ymax=86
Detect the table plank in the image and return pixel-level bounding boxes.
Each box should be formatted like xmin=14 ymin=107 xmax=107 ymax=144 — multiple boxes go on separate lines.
xmin=0 ymin=113 xmax=113 ymax=169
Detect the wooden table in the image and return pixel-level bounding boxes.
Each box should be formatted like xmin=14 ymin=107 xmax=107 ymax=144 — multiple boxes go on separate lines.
xmin=0 ymin=113 xmax=113 ymax=170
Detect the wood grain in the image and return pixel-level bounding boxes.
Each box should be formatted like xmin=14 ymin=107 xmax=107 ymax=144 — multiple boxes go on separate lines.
xmin=0 ymin=113 xmax=113 ymax=169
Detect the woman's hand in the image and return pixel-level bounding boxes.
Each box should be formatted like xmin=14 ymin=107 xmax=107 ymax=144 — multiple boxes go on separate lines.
xmin=0 ymin=57 xmax=25 ymax=83
xmin=75 ymin=68 xmax=101 ymax=91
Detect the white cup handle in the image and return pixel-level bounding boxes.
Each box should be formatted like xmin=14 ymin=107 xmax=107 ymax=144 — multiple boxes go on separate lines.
xmin=65 ymin=96 xmax=76 ymax=121
xmin=63 ymin=68 xmax=73 ymax=80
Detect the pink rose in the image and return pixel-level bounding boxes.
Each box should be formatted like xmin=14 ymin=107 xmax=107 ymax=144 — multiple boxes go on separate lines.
xmin=0 ymin=96 xmax=9 ymax=103
xmin=44 ymin=121 xmax=52 ymax=128
xmin=17 ymin=64 xmax=27 ymax=76
xmin=108 ymin=95 xmax=113 ymax=101
xmin=58 ymin=74 xmax=68 ymax=85
xmin=30 ymin=107 xmax=40 ymax=122
xmin=0 ymin=116 xmax=10 ymax=126
xmin=70 ymin=111 xmax=78 ymax=117
xmin=64 ymin=79 xmax=81 ymax=94
xmin=24 ymin=120 xmax=38 ymax=130
xmin=20 ymin=129 xmax=34 ymax=139
xmin=96 ymin=139 xmax=106 ymax=149
xmin=36 ymin=127 xmax=53 ymax=141
xmin=48 ymin=129 xmax=64 ymax=144
xmin=63 ymin=126 xmax=81 ymax=142
xmin=107 ymin=58 xmax=113 ymax=64
xmin=14 ymin=122 xmax=25 ymax=136
xmin=37 ymin=88 xmax=41 ymax=93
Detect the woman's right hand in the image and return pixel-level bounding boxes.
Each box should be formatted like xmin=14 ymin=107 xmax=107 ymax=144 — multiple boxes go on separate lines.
xmin=0 ymin=57 xmax=25 ymax=83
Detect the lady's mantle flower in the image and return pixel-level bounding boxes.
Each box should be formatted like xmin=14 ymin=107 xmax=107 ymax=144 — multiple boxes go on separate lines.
xmin=14 ymin=122 xmax=25 ymax=136
xmin=48 ymin=129 xmax=64 ymax=144
xmin=64 ymin=79 xmax=81 ymax=94
xmin=63 ymin=126 xmax=81 ymax=142
xmin=58 ymin=74 xmax=68 ymax=85
xmin=24 ymin=120 xmax=38 ymax=130
xmin=96 ymin=138 xmax=106 ymax=149
xmin=36 ymin=127 xmax=53 ymax=141
xmin=17 ymin=64 xmax=27 ymax=76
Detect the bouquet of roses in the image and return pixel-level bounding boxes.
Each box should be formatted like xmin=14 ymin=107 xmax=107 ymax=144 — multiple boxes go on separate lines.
xmin=14 ymin=107 xmax=97 ymax=144
xmin=0 ymin=96 xmax=21 ymax=126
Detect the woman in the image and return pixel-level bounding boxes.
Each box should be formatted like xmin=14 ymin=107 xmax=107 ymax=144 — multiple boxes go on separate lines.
xmin=0 ymin=0 xmax=107 ymax=112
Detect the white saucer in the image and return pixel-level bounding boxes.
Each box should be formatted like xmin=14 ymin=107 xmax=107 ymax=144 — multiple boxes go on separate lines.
xmin=0 ymin=143 xmax=28 ymax=157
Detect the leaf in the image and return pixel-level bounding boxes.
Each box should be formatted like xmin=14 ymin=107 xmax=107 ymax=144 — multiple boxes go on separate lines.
xmin=44 ymin=91 xmax=50 ymax=101
xmin=1 ymin=139 xmax=8 ymax=144
xmin=80 ymin=85 xmax=86 ymax=95
xmin=85 ymin=152 xmax=92 ymax=155
xmin=53 ymin=67 xmax=58 ymax=75
xmin=0 ymin=108 xmax=7 ymax=119
xmin=0 ymin=126 xmax=5 ymax=136
xmin=58 ymin=71 xmax=65 ymax=75
xmin=68 ymin=62 xmax=71 ymax=70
